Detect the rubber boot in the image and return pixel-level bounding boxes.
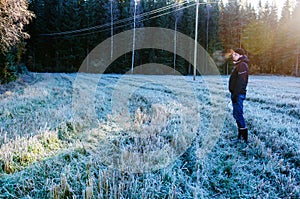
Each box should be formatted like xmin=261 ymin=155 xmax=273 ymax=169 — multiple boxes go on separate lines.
xmin=240 ymin=128 xmax=248 ymax=143
xmin=232 ymin=128 xmax=242 ymax=143
xmin=238 ymin=128 xmax=242 ymax=140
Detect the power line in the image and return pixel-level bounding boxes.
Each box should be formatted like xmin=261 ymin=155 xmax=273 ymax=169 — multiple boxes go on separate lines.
xmin=39 ymin=0 xmax=191 ymax=37
xmin=59 ymin=2 xmax=197 ymax=39
xmin=39 ymin=0 xmax=219 ymax=38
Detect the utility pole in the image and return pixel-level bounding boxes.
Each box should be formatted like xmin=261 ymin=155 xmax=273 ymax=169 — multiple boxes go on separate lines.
xmin=174 ymin=17 xmax=178 ymax=73
xmin=296 ymin=46 xmax=299 ymax=77
xmin=193 ymin=0 xmax=199 ymax=81
xmin=131 ymin=0 xmax=138 ymax=74
xmin=110 ymin=0 xmax=113 ymax=61
xmin=206 ymin=2 xmax=212 ymax=75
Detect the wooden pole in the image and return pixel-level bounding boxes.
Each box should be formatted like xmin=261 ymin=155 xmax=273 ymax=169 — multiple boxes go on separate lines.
xmin=296 ymin=48 xmax=299 ymax=77
xmin=193 ymin=0 xmax=199 ymax=81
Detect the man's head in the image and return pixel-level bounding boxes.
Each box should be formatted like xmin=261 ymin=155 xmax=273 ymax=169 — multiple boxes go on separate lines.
xmin=231 ymin=48 xmax=245 ymax=61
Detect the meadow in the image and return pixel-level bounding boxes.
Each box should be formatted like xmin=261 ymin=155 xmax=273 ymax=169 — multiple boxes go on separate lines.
xmin=0 ymin=73 xmax=299 ymax=198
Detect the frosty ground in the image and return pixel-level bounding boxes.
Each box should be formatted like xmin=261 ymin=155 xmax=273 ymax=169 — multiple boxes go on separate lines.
xmin=0 ymin=73 xmax=299 ymax=198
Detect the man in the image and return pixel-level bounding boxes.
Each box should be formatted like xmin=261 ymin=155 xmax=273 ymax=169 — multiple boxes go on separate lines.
xmin=229 ymin=48 xmax=249 ymax=143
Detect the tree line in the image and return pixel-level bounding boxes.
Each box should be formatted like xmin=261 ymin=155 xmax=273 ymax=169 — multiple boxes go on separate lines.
xmin=1 ymin=0 xmax=299 ymax=82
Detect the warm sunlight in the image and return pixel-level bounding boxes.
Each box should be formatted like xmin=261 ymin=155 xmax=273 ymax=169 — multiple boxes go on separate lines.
xmin=224 ymin=0 xmax=297 ymax=16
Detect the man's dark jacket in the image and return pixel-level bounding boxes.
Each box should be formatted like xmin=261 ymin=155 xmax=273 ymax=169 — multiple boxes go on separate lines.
xmin=229 ymin=55 xmax=249 ymax=96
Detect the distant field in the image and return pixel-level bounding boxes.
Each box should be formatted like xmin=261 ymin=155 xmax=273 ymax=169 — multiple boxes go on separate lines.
xmin=0 ymin=73 xmax=299 ymax=198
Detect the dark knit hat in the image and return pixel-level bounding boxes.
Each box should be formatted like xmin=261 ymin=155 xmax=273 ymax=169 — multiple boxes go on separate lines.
xmin=234 ymin=48 xmax=246 ymax=55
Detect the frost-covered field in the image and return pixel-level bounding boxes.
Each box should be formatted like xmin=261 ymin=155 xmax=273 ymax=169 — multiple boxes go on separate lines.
xmin=0 ymin=73 xmax=299 ymax=198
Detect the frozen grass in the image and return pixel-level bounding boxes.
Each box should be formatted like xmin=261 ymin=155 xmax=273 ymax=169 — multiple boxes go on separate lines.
xmin=0 ymin=73 xmax=299 ymax=198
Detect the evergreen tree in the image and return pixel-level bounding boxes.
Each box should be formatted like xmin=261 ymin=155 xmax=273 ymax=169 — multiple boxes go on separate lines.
xmin=207 ymin=1 xmax=221 ymax=53
xmin=59 ymin=0 xmax=83 ymax=72
xmin=218 ymin=0 xmax=244 ymax=50
xmin=42 ymin=0 xmax=64 ymax=71
xmin=219 ymin=0 xmax=256 ymax=73
xmin=181 ymin=1 xmax=197 ymax=75
xmin=289 ymin=0 xmax=300 ymax=76
xmin=263 ymin=1 xmax=279 ymax=74
xmin=172 ymin=0 xmax=183 ymax=72
xmin=82 ymin=0 xmax=109 ymax=72
xmin=277 ymin=0 xmax=293 ymax=74
xmin=243 ymin=1 xmax=277 ymax=73
xmin=27 ymin=0 xmax=46 ymax=71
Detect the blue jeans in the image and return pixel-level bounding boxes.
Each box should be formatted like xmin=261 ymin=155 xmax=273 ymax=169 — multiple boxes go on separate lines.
xmin=231 ymin=94 xmax=246 ymax=128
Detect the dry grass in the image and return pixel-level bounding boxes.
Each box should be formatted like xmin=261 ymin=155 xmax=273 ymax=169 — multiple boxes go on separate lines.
xmin=0 ymin=73 xmax=299 ymax=198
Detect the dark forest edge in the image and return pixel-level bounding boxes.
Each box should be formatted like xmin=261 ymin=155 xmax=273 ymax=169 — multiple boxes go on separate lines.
xmin=1 ymin=0 xmax=300 ymax=84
